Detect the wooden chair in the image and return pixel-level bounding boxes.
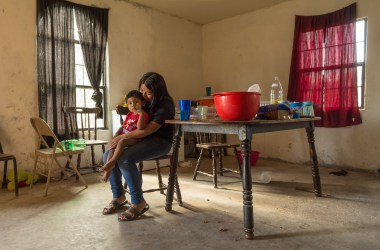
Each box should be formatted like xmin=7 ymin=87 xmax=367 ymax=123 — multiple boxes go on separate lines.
xmin=193 ymin=132 xmax=241 ymax=188
xmin=63 ymin=107 xmax=108 ymax=172
xmin=116 ymin=105 xmax=182 ymax=205
xmin=30 ymin=117 xmax=87 ymax=196
xmin=0 ymin=141 xmax=18 ymax=196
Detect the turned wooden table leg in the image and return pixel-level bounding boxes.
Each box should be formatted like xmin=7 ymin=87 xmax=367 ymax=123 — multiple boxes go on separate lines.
xmin=306 ymin=123 xmax=322 ymax=197
xmin=241 ymin=139 xmax=254 ymax=239
xmin=166 ymin=125 xmax=181 ymax=211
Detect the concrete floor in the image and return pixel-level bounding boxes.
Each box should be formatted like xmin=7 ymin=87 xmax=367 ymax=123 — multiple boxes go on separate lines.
xmin=1 ymin=157 xmax=379 ymax=250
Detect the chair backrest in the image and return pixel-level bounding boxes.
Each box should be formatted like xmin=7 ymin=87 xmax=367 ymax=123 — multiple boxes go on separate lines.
xmin=63 ymin=107 xmax=101 ymax=140
xmin=116 ymin=105 xmax=129 ymax=125
xmin=30 ymin=117 xmax=63 ymax=151
xmin=0 ymin=141 xmax=4 ymax=154
xmin=195 ymin=132 xmax=225 ymax=144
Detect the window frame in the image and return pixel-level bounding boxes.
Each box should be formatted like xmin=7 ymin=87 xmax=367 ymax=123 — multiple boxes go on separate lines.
xmin=356 ymin=18 xmax=367 ymax=109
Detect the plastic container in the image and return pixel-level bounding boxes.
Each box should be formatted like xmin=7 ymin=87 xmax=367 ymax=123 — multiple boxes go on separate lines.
xmin=207 ymin=107 xmax=217 ymax=117
xmin=73 ymin=139 xmax=86 ymax=150
xmin=198 ymin=96 xmax=214 ymax=107
xmin=237 ymin=150 xmax=260 ymax=166
xmin=270 ymin=76 xmax=283 ymax=104
xmin=260 ymin=171 xmax=272 ymax=183
xmin=206 ymin=86 xmax=212 ymax=96
xmin=198 ymin=106 xmax=208 ymax=119
xmin=213 ymin=92 xmax=261 ymax=121
xmin=179 ymin=100 xmax=191 ymax=120
xmin=302 ymin=101 xmax=315 ymax=117
xmin=60 ymin=140 xmax=75 ymax=150
xmin=290 ymin=102 xmax=303 ymax=118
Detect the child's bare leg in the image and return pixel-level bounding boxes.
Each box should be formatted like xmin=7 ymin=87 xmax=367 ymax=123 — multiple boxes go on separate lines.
xmin=100 ymin=146 xmax=114 ymax=173
xmin=102 ymin=138 xmax=138 ymax=172
xmin=106 ymin=148 xmax=115 ymax=166
xmin=101 ymin=171 xmax=111 ymax=182
xmin=101 ymin=147 xmax=116 ymax=182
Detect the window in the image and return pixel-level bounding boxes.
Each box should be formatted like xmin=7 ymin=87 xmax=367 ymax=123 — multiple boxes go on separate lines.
xmin=74 ymin=16 xmax=107 ymax=128
xmin=288 ymin=3 xmax=362 ymax=127
xmin=356 ymin=18 xmax=366 ymax=109
xmin=298 ymin=19 xmax=366 ymax=109
xmin=37 ymin=0 xmax=108 ymax=138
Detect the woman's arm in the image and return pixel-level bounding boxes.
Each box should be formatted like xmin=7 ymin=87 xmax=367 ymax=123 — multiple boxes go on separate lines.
xmin=126 ymin=120 xmax=160 ymax=139
xmin=109 ymin=113 xmax=155 ymax=148
xmin=109 ymin=121 xmax=161 ymax=148
xmin=136 ymin=111 xmax=148 ymax=130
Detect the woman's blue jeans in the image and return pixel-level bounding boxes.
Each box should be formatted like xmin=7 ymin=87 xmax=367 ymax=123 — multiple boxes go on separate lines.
xmin=103 ymin=136 xmax=172 ymax=205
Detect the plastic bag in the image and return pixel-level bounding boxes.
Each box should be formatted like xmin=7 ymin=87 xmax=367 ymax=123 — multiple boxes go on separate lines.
xmin=256 ymin=104 xmax=293 ymax=120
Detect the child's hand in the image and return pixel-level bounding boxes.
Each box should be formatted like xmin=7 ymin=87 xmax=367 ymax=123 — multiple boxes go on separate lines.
xmin=101 ymin=171 xmax=111 ymax=183
xmin=135 ymin=103 xmax=144 ymax=114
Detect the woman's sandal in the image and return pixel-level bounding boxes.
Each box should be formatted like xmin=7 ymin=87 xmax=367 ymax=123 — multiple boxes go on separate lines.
xmin=102 ymin=200 xmax=128 ymax=215
xmin=118 ymin=204 xmax=150 ymax=221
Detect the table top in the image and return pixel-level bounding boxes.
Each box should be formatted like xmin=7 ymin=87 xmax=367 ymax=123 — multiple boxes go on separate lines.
xmin=166 ymin=117 xmax=321 ymax=125
xmin=166 ymin=117 xmax=321 ymax=137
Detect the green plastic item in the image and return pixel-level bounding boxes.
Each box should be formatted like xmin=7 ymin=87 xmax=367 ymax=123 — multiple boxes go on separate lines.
xmin=60 ymin=139 xmax=85 ymax=150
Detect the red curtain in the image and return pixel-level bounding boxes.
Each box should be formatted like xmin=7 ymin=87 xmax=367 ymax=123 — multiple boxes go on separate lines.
xmin=288 ymin=3 xmax=362 ymax=127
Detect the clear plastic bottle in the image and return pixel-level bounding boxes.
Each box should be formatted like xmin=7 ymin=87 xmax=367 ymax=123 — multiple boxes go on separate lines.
xmin=270 ymin=76 xmax=283 ymax=104
xmin=260 ymin=171 xmax=272 ymax=183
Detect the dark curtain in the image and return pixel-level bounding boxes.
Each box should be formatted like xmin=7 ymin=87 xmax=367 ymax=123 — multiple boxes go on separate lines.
xmin=37 ymin=0 xmax=75 ymax=139
xmin=74 ymin=5 xmax=108 ymax=118
xmin=287 ymin=3 xmax=362 ymax=127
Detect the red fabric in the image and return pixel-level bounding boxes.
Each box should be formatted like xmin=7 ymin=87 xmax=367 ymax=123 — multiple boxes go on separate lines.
xmin=288 ymin=3 xmax=362 ymax=127
xmin=122 ymin=112 xmax=150 ymax=134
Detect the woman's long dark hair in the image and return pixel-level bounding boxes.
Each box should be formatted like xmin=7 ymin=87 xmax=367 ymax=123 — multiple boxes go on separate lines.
xmin=138 ymin=72 xmax=173 ymax=110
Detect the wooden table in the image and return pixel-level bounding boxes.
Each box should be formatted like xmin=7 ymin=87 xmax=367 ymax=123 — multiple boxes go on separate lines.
xmin=165 ymin=118 xmax=322 ymax=239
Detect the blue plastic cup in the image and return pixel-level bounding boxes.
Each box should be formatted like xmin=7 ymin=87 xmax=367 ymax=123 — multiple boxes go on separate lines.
xmin=179 ymin=100 xmax=191 ymax=120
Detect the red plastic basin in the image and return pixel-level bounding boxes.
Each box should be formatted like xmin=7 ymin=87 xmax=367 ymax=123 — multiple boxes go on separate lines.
xmin=213 ymin=92 xmax=261 ymax=121
xmin=237 ymin=150 xmax=260 ymax=167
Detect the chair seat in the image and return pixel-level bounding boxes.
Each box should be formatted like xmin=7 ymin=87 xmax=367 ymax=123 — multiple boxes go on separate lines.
xmin=0 ymin=154 xmax=16 ymax=160
xmin=85 ymin=139 xmax=108 ymax=146
xmin=196 ymin=143 xmax=240 ymax=149
xmin=146 ymin=154 xmax=171 ymax=161
xmin=35 ymin=148 xmax=84 ymax=156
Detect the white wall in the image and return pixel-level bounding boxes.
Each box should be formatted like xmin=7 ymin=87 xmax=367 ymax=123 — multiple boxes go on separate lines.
xmin=0 ymin=0 xmax=202 ymax=171
xmin=1 ymin=0 xmax=379 ymax=174
xmin=0 ymin=0 xmax=37 ymax=169
xmin=202 ymin=0 xmax=380 ymax=171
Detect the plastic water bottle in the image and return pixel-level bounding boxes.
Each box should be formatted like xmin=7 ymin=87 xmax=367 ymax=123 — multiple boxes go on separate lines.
xmin=270 ymin=76 xmax=283 ymax=104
